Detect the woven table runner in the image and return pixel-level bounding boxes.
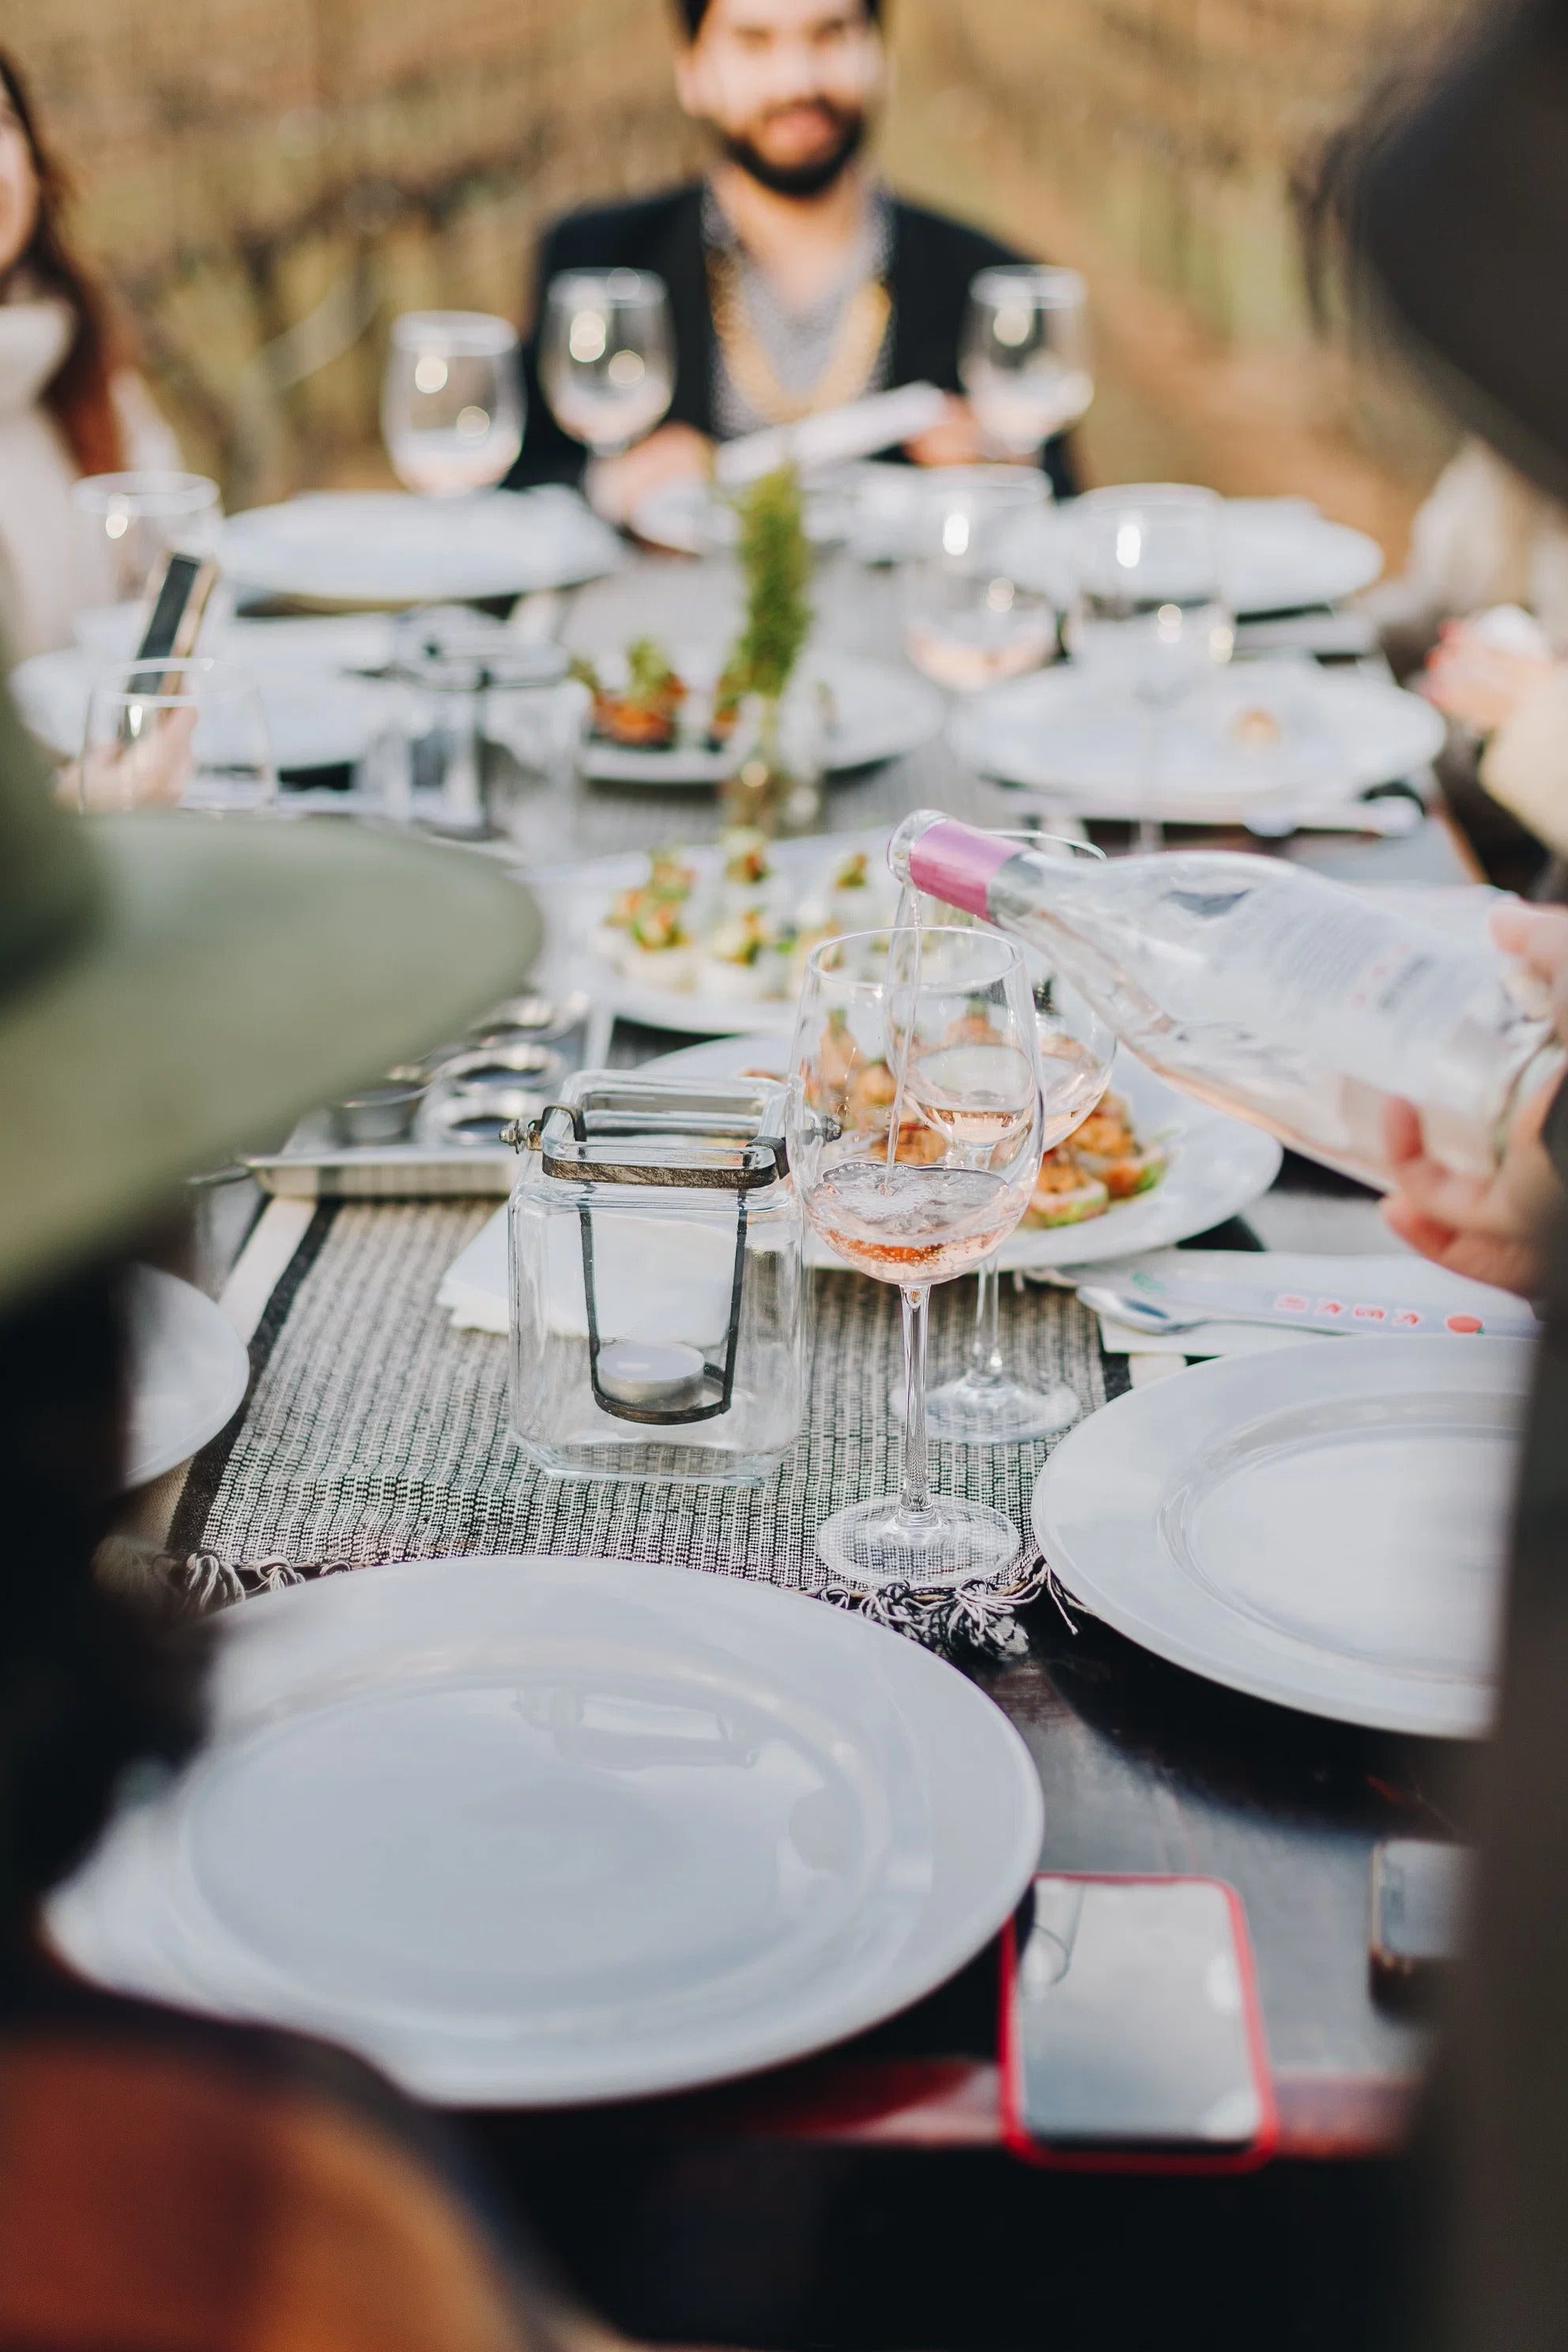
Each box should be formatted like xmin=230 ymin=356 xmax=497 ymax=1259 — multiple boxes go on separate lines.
xmin=175 ymin=1202 xmax=1125 ymax=1622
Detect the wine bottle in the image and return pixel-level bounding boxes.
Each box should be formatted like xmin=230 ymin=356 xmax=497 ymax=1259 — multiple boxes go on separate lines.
xmin=889 ymin=812 xmax=1564 ymax=1187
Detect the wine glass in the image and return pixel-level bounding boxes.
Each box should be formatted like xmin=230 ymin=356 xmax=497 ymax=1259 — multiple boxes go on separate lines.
xmin=1066 ymin=484 xmax=1234 ymax=850
xmin=79 ymin=657 xmax=276 ymax=816
xmin=788 ymin=926 xmax=1044 ymax=1590
xmin=71 ymin=472 xmax=223 ymax=652
xmin=918 ymin=833 xmax=1114 ymax=1443
xmin=381 ymin=312 xmax=525 ymax=496
xmin=538 ymin=270 xmax=675 ymax=457
xmin=901 ymin=475 xmax=1057 ymax=691
xmin=960 ymin=266 xmax=1093 ymax=459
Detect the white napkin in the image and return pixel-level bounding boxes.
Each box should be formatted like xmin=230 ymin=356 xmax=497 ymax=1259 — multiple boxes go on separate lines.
xmin=1091 ymin=1250 xmax=1529 ymax=1358
xmin=713 ymin=384 xmax=949 ymax=486
xmin=439 ymin=1204 xmax=763 ymax=1340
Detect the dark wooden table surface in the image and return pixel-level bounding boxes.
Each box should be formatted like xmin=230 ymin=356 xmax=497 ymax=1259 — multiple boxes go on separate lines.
xmin=174 ymin=552 xmax=1487 ymax=2347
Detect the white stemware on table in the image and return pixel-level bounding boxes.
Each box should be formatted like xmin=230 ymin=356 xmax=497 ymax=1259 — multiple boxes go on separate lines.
xmin=960 ymin=266 xmax=1093 ymax=459
xmin=538 ymin=269 xmax=675 ymax=458
xmin=1065 ymin=483 xmax=1234 ymax=849
xmin=918 ymin=833 xmax=1115 ymax=1444
xmin=381 ymin=311 xmax=525 ymax=496
xmin=788 ymin=926 xmax=1044 ymax=1591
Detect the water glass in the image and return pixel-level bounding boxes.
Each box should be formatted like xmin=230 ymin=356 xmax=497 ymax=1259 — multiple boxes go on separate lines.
xmin=961 ymin=267 xmax=1093 ymax=458
xmin=71 ymin=471 xmax=223 ymax=643
xmin=382 ymin=312 xmax=524 ymax=496
xmin=1066 ymin=484 xmax=1234 ymax=846
xmin=539 ymin=270 xmax=675 ymax=455
xmin=788 ymin=926 xmax=1044 ymax=1590
xmin=79 ymin=658 xmax=275 ymax=816
xmin=901 ymin=476 xmax=1056 ymax=690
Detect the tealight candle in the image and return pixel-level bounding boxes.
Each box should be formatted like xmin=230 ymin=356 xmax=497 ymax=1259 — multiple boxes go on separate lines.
xmin=595 ymin=1340 xmax=707 ymax=1412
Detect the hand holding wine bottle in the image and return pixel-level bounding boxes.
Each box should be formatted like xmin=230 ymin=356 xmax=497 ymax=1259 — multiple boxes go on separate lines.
xmin=1382 ymin=903 xmax=1568 ymax=1297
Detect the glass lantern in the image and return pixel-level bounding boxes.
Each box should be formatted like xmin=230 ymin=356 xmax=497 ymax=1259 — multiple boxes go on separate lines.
xmin=508 ymin=1073 xmax=805 ymax=1484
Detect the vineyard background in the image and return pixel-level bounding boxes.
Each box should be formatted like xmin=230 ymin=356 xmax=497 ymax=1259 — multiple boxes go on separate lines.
xmin=11 ymin=0 xmax=1468 ymax=549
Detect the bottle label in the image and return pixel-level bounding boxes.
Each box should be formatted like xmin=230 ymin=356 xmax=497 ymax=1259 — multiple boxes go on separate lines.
xmin=906 ymin=822 xmax=1015 ymax=921
xmin=1159 ymin=885 xmax=1493 ymax=1095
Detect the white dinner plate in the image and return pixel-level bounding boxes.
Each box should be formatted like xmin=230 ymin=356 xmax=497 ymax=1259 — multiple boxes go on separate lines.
xmin=545 ymin=831 xmax=900 ymax=1034
xmin=949 ymin=660 xmax=1445 ymax=825
xmin=999 ymin=497 xmax=1385 ymax=618
xmin=47 ymin=1553 xmax=1043 ymax=2105
xmin=220 ymin=488 xmax=621 ymax=606
xmin=574 ymin=645 xmax=944 ymax=786
xmin=11 ymin=646 xmax=403 ymax=773
xmin=1031 ymin=1339 xmax=1535 ymax=1736
xmin=124 ymin=1266 xmax=251 ymax=1491
xmin=640 ymin=1036 xmax=1283 ymax=1271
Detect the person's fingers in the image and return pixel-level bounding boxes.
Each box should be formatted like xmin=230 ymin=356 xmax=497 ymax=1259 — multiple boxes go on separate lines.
xmin=1386 ymin=1151 xmax=1499 ymax=1231
xmin=1381 ymin=1194 xmax=1457 ymax=1259
xmin=1491 ymin=901 xmax=1568 ymax=988
xmin=1383 ymin=1195 xmax=1544 ymax=1295
xmin=1383 ymin=1096 xmax=1426 ymax=1170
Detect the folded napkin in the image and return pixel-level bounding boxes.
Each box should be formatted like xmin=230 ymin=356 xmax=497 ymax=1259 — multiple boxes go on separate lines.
xmin=713 ymin=383 xmax=948 ymax=486
xmin=1091 ymin=1250 xmax=1530 ymax=1358
xmin=439 ymin=1203 xmax=777 ymax=1340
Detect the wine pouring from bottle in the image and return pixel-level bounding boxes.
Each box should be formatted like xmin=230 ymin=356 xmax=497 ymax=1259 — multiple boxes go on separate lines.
xmin=888 ymin=813 xmax=1566 ymax=1190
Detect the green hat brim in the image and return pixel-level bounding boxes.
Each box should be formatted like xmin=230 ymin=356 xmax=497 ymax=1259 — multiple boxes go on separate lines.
xmin=0 ymin=812 xmax=541 ymax=1308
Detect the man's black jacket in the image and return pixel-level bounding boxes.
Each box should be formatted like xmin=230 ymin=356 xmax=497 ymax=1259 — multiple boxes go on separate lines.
xmin=506 ymin=180 xmax=1077 ymax=498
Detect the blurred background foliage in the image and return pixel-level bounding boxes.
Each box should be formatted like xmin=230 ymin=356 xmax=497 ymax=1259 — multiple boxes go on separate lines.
xmin=14 ymin=0 xmax=1467 ymax=551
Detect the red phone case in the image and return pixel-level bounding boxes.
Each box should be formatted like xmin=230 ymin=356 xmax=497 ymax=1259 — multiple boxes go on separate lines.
xmin=998 ymin=1871 xmax=1280 ymax=2175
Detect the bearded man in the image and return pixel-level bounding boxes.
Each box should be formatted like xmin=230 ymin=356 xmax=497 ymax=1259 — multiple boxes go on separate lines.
xmin=507 ymin=0 xmax=1077 ymax=517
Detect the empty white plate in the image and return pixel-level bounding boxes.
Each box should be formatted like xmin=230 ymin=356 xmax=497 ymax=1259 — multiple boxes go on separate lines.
xmin=1031 ymin=1339 xmax=1535 ymax=1736
xmin=11 ymin=647 xmax=402 ymax=774
xmin=124 ymin=1267 xmax=251 ymax=1491
xmin=950 ymin=662 xmax=1445 ymax=825
xmin=221 ymin=488 xmax=621 ymax=606
xmin=47 ymin=1554 xmax=1043 ymax=2105
xmin=999 ymin=497 xmax=1385 ymax=618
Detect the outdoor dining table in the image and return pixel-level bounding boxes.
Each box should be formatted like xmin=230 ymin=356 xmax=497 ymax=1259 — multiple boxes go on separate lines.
xmin=135 ymin=546 xmax=1483 ymax=2346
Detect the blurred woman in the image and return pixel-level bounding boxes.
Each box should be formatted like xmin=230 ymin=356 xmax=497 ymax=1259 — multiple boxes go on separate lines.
xmin=0 ymin=48 xmax=179 ymax=660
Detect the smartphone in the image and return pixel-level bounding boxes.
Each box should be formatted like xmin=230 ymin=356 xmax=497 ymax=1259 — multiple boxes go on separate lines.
xmin=1000 ymin=1875 xmax=1277 ymax=2173
xmin=1370 ymin=1839 xmax=1468 ymax=1979
xmin=127 ymin=552 xmax=218 ymax=695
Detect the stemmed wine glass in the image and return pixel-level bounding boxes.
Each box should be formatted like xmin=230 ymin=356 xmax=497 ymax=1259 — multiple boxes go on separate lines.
xmin=960 ymin=266 xmax=1093 ymax=459
xmin=71 ymin=472 xmax=224 ymax=650
xmin=538 ymin=270 xmax=675 ymax=458
xmin=918 ymin=833 xmax=1114 ymax=1443
xmin=788 ymin=926 xmax=1045 ymax=1590
xmin=1066 ymin=484 xmax=1234 ymax=850
xmin=381 ymin=312 xmax=525 ymax=496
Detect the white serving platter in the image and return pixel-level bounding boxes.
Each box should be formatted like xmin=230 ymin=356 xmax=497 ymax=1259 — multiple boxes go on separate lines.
xmin=642 ymin=1035 xmax=1283 ymax=1272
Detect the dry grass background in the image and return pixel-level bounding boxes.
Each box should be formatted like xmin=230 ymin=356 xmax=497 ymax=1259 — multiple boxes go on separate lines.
xmin=10 ymin=0 xmax=1471 ymax=551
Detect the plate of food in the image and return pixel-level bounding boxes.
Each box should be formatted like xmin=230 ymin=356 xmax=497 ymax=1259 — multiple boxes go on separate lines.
xmin=639 ymin=1035 xmax=1284 ymax=1268
xmin=549 ymin=831 xmax=901 ymax=1033
xmin=997 ymin=496 xmax=1385 ymax=618
xmin=949 ymin=660 xmax=1444 ymax=824
xmin=220 ymin=488 xmax=622 ymax=608
xmin=570 ymin=639 xmax=945 ymax=786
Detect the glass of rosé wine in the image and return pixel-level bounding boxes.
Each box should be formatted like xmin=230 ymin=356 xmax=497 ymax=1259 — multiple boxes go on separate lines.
xmin=787 ymin=925 xmax=1044 ymax=1591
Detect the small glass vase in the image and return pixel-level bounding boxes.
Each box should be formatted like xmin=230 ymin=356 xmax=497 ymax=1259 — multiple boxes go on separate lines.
xmin=722 ymin=687 xmax=826 ymax=837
